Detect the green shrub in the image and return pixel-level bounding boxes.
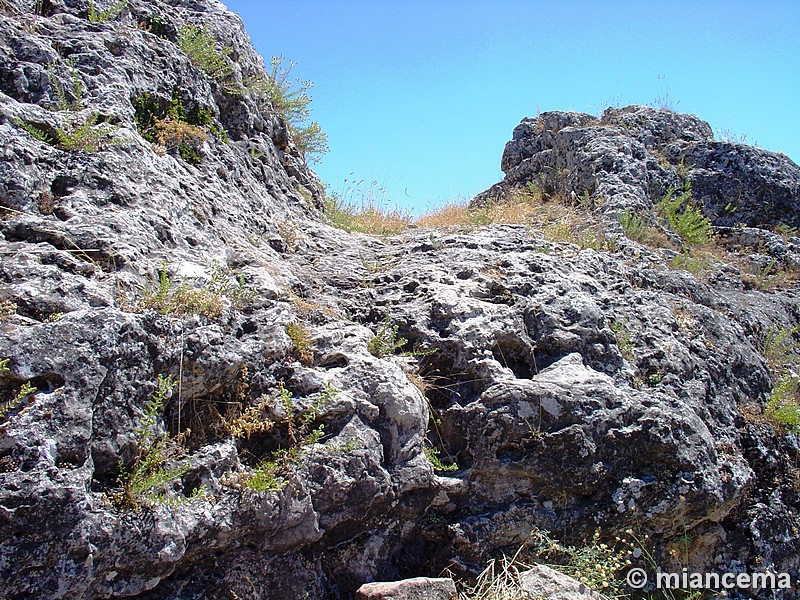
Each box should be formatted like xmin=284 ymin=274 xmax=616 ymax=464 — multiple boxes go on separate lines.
xmin=178 ymin=24 xmax=234 ymax=81
xmin=670 ymin=251 xmax=713 ymax=275
xmin=0 ymin=379 xmax=37 ymax=422
xmin=133 ymin=92 xmax=221 ymax=163
xmin=263 ymin=55 xmax=328 ymax=161
xmin=241 ymin=383 xmax=337 ymax=492
xmin=88 ymin=0 xmax=127 ymax=23
xmin=610 ymin=319 xmax=635 ymax=359
xmin=139 ymin=265 xmax=225 ymax=318
xmin=656 ymin=185 xmax=712 ymax=245
xmin=619 ymin=210 xmax=647 ymax=241
xmin=286 ymin=323 xmax=313 ymax=364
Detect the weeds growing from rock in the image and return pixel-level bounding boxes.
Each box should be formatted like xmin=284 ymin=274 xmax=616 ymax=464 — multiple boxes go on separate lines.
xmin=286 ymin=323 xmax=313 ymax=364
xmin=87 ymin=0 xmax=127 ymax=23
xmin=761 ymin=325 xmax=800 ymax=432
xmin=424 ymin=446 xmax=458 ymax=472
xmin=178 ymin=24 xmax=234 ymax=81
xmin=368 ymin=319 xmax=408 ymax=358
xmin=655 ymin=184 xmax=713 ymax=246
xmin=227 ymin=382 xmax=338 ymax=493
xmin=113 ymin=374 xmax=201 ymax=510
xmin=0 ymin=360 xmax=37 ymax=423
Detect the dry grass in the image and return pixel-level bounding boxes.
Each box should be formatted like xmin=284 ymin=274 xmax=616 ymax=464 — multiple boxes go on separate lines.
xmin=415 ymin=188 xmax=612 ymax=252
xmin=154 ymin=116 xmax=209 ymax=149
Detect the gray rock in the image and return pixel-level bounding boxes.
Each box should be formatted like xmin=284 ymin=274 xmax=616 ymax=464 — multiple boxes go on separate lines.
xmin=357 ymin=577 xmax=457 ymax=600
xmin=0 ymin=0 xmax=799 ymax=598
xmin=476 ymin=104 xmax=800 ymax=231
xmin=519 ymin=564 xmax=604 ymax=600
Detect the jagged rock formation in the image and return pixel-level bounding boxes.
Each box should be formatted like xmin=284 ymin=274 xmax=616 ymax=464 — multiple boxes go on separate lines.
xmin=1 ymin=1 xmax=799 ymax=599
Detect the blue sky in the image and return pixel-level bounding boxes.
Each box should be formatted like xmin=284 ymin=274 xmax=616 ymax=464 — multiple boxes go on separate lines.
xmin=223 ymin=1 xmax=800 ymax=214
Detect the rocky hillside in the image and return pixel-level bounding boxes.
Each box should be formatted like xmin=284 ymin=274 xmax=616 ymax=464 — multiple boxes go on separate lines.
xmin=1 ymin=0 xmax=799 ymax=598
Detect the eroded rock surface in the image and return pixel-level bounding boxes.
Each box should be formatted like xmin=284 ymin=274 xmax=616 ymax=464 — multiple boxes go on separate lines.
xmin=0 ymin=0 xmax=799 ymax=598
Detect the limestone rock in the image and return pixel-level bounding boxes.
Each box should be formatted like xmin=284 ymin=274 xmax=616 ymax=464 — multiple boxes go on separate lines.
xmin=0 ymin=0 xmax=799 ymax=598
xmin=357 ymin=577 xmax=457 ymax=600
xmin=519 ymin=564 xmax=604 ymax=600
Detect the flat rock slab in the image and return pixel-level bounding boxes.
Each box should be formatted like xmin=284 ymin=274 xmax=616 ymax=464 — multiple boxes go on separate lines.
xmin=520 ymin=564 xmax=604 ymax=600
xmin=357 ymin=577 xmax=457 ymax=599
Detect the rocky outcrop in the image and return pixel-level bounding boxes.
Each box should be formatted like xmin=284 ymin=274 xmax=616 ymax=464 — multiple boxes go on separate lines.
xmin=1 ymin=0 xmax=799 ymax=598
xmin=478 ymin=105 xmax=800 ymax=229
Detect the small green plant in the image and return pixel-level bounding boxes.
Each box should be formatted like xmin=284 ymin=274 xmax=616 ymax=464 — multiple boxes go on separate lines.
xmin=762 ymin=324 xmax=800 ymax=372
xmin=16 ymin=114 xmax=123 ymax=153
xmin=670 ymin=251 xmax=713 ymax=275
xmin=248 ymin=457 xmax=287 ymax=492
xmin=139 ymin=265 xmax=224 ymax=318
xmin=88 ymin=0 xmax=127 ymax=23
xmin=656 ymin=185 xmax=712 ymax=245
xmin=178 ymin=24 xmax=234 ymax=81
xmin=368 ymin=319 xmax=408 ymax=358
xmin=424 ymin=446 xmax=458 ymax=472
xmin=766 ymin=375 xmax=800 ymax=433
xmin=241 ymin=382 xmax=337 ymax=492
xmin=610 ymin=319 xmax=635 ymax=359
xmin=0 ymin=378 xmax=37 ymax=422
xmin=619 ymin=210 xmax=647 ymax=242
xmin=47 ymin=60 xmax=83 ymax=111
xmin=286 ymin=323 xmax=313 ymax=364
xmin=134 ymin=91 xmax=220 ymax=162
xmin=760 ymin=324 xmax=800 ymax=432
xmin=114 ymin=374 xmax=200 ymax=509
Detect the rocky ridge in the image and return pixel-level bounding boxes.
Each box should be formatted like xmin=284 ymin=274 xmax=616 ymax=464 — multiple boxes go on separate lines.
xmin=0 ymin=0 xmax=799 ymax=598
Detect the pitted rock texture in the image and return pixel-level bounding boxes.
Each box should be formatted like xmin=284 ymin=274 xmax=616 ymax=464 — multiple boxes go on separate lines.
xmin=1 ymin=0 xmax=800 ymax=599
xmin=478 ymin=105 xmax=800 ymax=229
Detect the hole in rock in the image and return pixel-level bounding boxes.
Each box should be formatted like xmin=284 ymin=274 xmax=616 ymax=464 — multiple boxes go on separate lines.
xmin=491 ymin=331 xmax=535 ymax=379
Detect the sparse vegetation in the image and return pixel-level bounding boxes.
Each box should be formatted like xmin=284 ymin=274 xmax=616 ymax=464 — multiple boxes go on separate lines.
xmin=368 ymin=319 xmax=408 ymax=358
xmin=760 ymin=325 xmax=800 ymax=433
xmin=0 ymin=299 xmax=16 ymax=321
xmin=324 ymin=184 xmax=411 ymax=235
xmin=0 ymin=364 xmax=37 ymax=422
xmin=619 ymin=210 xmax=647 ymax=241
xmin=133 ymin=92 xmax=224 ymax=163
xmin=113 ymin=374 xmax=201 ymax=509
xmin=610 ymin=319 xmax=635 ymax=359
xmin=655 ymin=184 xmax=713 ymax=246
xmin=138 ymin=265 xmax=224 ymax=318
xmin=178 ymin=24 xmax=234 ymax=81
xmin=424 ymin=446 xmax=458 ymax=472
xmin=136 ymin=261 xmax=252 ymax=317
xmin=17 ymin=113 xmax=123 ymax=153
xmin=230 ymin=382 xmax=338 ymax=493
xmin=286 ymin=322 xmax=313 ymax=364
xmin=670 ymin=251 xmax=714 ymax=276
xmin=88 ymin=0 xmax=127 ymax=23
xmin=416 ymin=186 xmax=615 ymax=251
xmin=262 ymin=55 xmax=329 ymax=160
xmin=454 ymin=529 xmax=637 ymax=600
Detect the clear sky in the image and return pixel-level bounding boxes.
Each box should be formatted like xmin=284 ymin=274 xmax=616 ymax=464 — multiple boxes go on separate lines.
xmin=223 ymin=1 xmax=800 ymax=214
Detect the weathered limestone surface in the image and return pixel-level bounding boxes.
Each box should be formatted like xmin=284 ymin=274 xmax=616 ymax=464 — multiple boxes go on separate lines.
xmin=0 ymin=0 xmax=799 ymax=598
